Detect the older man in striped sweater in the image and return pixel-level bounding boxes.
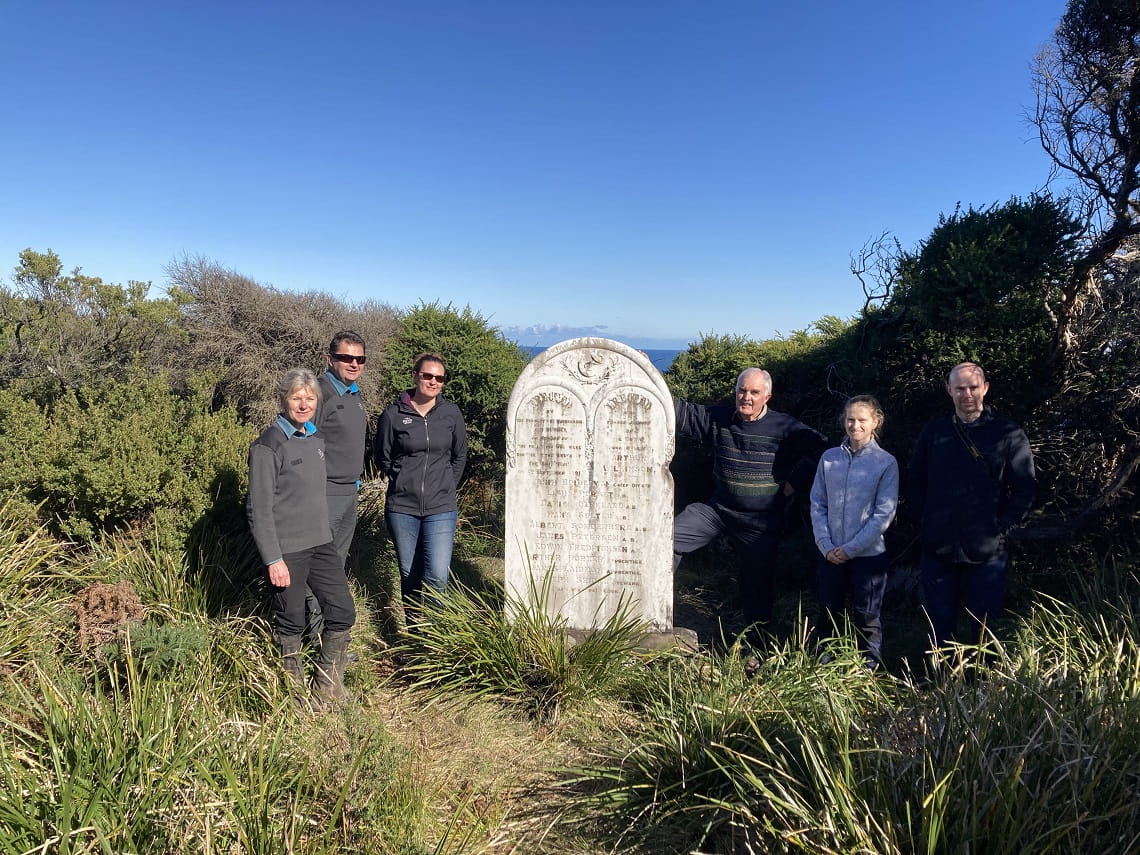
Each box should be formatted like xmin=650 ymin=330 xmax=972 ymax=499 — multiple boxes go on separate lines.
xmin=673 ymin=367 xmax=827 ymax=643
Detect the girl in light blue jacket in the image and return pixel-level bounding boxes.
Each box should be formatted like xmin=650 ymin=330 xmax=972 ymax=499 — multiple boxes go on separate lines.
xmin=810 ymin=395 xmax=898 ymax=667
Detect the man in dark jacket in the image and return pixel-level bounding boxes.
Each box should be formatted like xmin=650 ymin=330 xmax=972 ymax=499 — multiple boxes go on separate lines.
xmin=906 ymin=362 xmax=1036 ymax=651
xmin=317 ymin=331 xmax=369 ymax=568
xmin=305 ymin=331 xmax=369 ymax=641
xmin=673 ymin=367 xmax=827 ymax=640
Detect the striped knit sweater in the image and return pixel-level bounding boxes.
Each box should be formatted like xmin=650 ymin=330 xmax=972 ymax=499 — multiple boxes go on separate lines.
xmin=675 ymin=399 xmax=827 ymax=526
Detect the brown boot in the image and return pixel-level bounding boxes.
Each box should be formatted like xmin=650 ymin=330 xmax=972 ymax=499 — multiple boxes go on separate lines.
xmin=311 ymin=629 xmax=351 ymax=704
xmin=273 ymin=632 xmax=306 ymax=704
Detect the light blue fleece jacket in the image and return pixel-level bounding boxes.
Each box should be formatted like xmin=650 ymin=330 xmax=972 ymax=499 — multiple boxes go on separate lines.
xmin=809 ymin=437 xmax=899 ymax=558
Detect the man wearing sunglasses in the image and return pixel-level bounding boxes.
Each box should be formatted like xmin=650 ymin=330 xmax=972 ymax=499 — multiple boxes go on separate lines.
xmin=305 ymin=330 xmax=369 ymax=643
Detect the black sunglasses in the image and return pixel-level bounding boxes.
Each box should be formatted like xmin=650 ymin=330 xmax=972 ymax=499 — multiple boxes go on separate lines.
xmin=330 ymin=353 xmax=366 ymax=365
xmin=418 ymin=371 xmax=446 ymax=383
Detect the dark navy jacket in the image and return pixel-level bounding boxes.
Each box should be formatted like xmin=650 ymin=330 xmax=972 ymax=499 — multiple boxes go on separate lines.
xmin=906 ymin=409 xmax=1036 ymax=563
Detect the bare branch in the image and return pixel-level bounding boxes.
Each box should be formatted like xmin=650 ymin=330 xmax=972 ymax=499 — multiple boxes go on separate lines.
xmin=849 ymin=231 xmax=902 ymax=312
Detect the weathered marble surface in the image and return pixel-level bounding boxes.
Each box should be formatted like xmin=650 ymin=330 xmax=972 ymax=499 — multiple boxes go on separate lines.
xmin=505 ymin=338 xmax=675 ymax=630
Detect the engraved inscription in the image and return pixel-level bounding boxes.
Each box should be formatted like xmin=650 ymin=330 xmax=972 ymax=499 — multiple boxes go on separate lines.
xmin=505 ymin=338 xmax=675 ymax=630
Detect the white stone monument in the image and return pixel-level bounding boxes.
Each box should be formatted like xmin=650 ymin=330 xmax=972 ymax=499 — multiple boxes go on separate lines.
xmin=505 ymin=338 xmax=675 ymax=631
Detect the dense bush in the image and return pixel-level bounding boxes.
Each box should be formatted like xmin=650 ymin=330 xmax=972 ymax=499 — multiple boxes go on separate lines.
xmin=0 ymin=389 xmax=51 ymax=534
xmin=664 ymin=333 xmax=767 ymax=406
xmin=0 ymin=370 xmax=253 ymax=549
xmin=881 ymin=196 xmax=1081 ymax=423
xmin=0 ymin=249 xmax=189 ymax=404
xmin=665 ymin=319 xmax=859 ymax=427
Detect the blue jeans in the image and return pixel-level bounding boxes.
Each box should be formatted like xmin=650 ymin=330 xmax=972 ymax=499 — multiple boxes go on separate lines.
xmin=921 ymin=550 xmax=1007 ymax=650
xmin=386 ymin=510 xmax=458 ymax=602
xmin=817 ymin=552 xmax=888 ymax=665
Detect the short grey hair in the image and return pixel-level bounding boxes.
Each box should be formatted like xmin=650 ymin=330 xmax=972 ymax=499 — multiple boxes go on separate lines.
xmin=277 ymin=368 xmax=321 ymax=412
xmin=736 ymin=367 xmax=772 ymax=395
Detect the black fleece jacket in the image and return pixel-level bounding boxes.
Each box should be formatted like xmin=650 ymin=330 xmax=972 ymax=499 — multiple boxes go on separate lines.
xmin=375 ymin=392 xmax=467 ymax=516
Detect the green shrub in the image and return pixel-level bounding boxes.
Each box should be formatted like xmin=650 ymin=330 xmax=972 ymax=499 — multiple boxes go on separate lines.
xmin=101 ymin=619 xmax=210 ymax=676
xmin=875 ymin=196 xmax=1081 ymax=429
xmin=0 ymin=248 xmax=190 ymax=404
xmin=1 ymin=370 xmax=255 ymax=549
xmin=664 ymin=332 xmax=766 ymax=404
xmin=0 ymin=389 xmax=51 ymax=533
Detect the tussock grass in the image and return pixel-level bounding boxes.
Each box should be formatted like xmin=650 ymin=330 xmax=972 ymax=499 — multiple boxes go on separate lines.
xmin=0 ymin=506 xmax=441 ymax=854
xmin=565 ymin=632 xmax=901 ymax=853
xmin=0 ymin=620 xmax=429 ymax=854
xmin=394 ymin=574 xmax=660 ymax=721
xmin=564 ymin=583 xmax=1140 ymax=854
xmin=7 ymin=493 xmax=1140 ymax=854
xmin=0 ymin=510 xmax=79 ymax=680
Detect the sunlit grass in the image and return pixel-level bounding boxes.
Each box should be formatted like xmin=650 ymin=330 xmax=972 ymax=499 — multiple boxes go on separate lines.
xmin=0 ymin=506 xmax=440 ymax=854
xmin=564 ymin=584 xmax=1140 ymax=854
xmin=6 ymin=492 xmax=1140 ymax=854
xmin=393 ymin=571 xmax=664 ymax=722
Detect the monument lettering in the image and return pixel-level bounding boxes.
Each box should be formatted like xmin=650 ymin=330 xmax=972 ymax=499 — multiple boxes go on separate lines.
xmin=505 ymin=338 xmax=675 ymax=630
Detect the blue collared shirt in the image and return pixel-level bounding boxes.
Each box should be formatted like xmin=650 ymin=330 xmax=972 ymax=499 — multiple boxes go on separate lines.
xmin=275 ymin=415 xmax=316 ymax=438
xmin=324 ymin=370 xmax=360 ymax=397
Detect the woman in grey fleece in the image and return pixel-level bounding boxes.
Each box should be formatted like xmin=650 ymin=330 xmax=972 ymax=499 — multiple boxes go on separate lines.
xmin=247 ymin=368 xmax=356 ymax=703
xmin=809 ymin=395 xmax=899 ymax=668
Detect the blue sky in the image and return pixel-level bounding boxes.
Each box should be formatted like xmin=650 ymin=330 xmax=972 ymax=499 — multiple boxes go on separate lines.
xmin=2 ymin=1 xmax=1067 ymax=349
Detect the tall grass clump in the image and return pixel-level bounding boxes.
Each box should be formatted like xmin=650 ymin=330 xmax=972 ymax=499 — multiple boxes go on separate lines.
xmin=0 ymin=653 xmax=418 ymax=854
xmin=0 ymin=504 xmax=85 ymax=680
xmin=0 ymin=496 xmax=440 ymax=853
xmin=569 ymin=579 xmax=1140 ymax=854
xmin=396 ymin=574 xmax=656 ymax=721
xmin=569 ymin=634 xmax=902 ymax=853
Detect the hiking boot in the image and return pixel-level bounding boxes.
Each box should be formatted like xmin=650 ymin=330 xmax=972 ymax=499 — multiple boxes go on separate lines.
xmin=311 ymin=629 xmax=351 ymax=704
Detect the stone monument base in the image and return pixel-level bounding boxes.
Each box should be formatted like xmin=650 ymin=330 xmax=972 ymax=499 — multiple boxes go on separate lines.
xmin=564 ymin=626 xmax=700 ymax=655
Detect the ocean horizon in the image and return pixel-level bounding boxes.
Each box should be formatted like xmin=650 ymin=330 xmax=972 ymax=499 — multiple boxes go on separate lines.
xmin=522 ymin=345 xmax=681 ymax=372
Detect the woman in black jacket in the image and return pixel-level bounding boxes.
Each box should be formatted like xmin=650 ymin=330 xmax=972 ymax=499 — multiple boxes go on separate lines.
xmin=376 ymin=353 xmax=468 ymax=604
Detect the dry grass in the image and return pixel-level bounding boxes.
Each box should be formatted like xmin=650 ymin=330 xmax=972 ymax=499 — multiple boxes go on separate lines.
xmin=366 ymin=680 xmax=581 ymax=854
